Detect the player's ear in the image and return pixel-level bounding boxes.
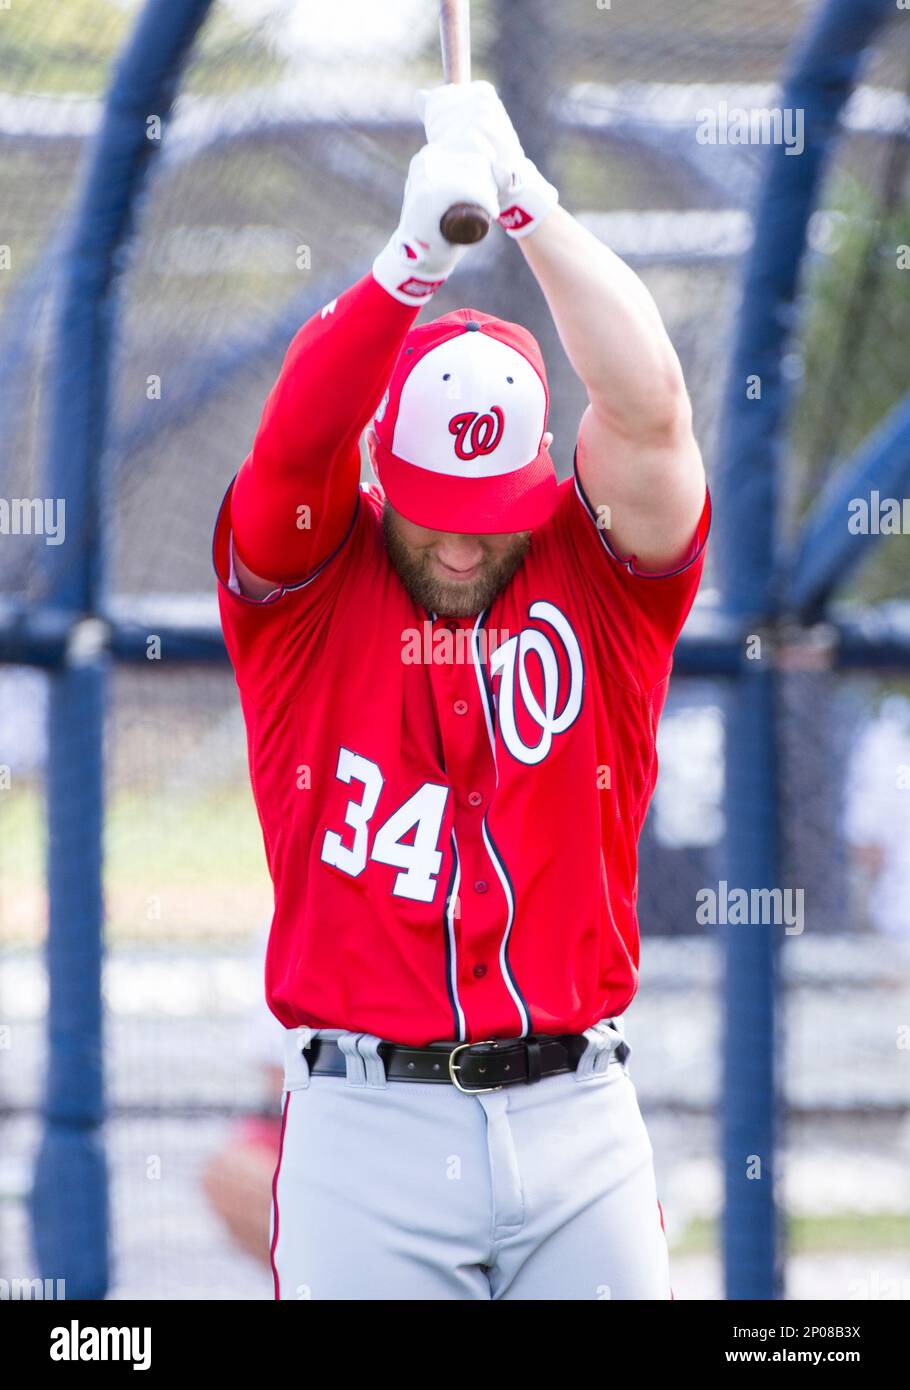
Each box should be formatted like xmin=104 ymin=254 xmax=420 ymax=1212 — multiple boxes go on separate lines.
xmin=366 ymin=428 xmax=382 ymax=483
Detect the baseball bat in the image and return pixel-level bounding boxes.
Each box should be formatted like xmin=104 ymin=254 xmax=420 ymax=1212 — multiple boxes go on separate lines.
xmin=438 ymin=0 xmax=492 ymax=245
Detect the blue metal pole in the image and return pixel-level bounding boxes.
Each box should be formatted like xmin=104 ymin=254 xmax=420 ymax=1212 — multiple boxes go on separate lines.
xmin=30 ymin=0 xmax=216 ymax=1299
xmin=715 ymin=0 xmax=895 ymax=618
xmin=713 ymin=0 xmax=893 ymax=1300
xmin=721 ymin=665 xmax=782 ymax=1297
xmin=30 ymin=651 xmax=109 ymax=1298
xmin=789 ymin=390 xmax=910 ymax=618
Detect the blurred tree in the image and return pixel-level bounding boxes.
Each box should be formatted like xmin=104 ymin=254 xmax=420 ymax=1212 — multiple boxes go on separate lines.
xmin=789 ymin=165 xmax=910 ymax=603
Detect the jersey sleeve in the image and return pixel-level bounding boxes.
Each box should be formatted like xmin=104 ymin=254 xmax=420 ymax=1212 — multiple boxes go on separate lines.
xmin=212 ymin=268 xmax=418 ymax=705
xmin=227 ymin=271 xmax=419 ymax=587
xmin=215 ymin=483 xmax=389 ymax=711
xmin=213 ymin=478 xmax=372 ymax=707
xmin=542 ymin=447 xmax=711 ymax=692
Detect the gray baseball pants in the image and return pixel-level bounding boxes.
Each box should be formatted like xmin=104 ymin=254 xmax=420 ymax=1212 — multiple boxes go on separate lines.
xmin=270 ymin=1018 xmax=671 ymax=1300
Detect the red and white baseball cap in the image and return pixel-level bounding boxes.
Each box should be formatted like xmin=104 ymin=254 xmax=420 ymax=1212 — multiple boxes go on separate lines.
xmin=371 ymin=307 xmax=557 ymax=534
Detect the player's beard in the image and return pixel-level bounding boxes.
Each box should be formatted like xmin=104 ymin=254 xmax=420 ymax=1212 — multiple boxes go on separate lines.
xmin=382 ymin=503 xmax=532 ymax=618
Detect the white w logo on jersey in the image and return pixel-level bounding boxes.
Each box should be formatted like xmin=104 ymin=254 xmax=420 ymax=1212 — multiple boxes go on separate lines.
xmin=490 ymin=601 xmax=584 ymax=765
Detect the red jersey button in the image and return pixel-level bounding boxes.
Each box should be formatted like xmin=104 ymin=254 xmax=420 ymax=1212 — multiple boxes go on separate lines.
xmin=453 ymin=699 xmax=468 ymax=715
xmin=472 ymin=963 xmax=487 ymax=979
xmin=467 ymin=790 xmax=483 ymax=807
xmin=474 ymin=880 xmax=489 ymax=894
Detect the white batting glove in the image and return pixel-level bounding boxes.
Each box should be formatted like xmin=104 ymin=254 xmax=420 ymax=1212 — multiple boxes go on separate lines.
xmin=372 ymin=141 xmax=500 ymax=307
xmin=417 ymin=80 xmax=559 ymax=239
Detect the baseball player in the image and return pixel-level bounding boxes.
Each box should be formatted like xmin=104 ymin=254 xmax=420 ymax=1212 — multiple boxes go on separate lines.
xmin=213 ymin=81 xmax=710 ymax=1300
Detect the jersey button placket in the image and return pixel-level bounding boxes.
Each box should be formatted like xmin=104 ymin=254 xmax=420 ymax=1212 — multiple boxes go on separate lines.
xmin=427 ymin=625 xmax=506 ymax=1038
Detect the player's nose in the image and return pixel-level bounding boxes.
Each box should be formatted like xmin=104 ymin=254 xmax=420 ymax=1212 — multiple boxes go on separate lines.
xmin=434 ymin=534 xmax=486 ymax=572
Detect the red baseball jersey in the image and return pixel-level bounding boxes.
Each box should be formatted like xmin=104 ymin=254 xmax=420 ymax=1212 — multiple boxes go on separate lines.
xmin=214 ymin=272 xmax=710 ymax=1047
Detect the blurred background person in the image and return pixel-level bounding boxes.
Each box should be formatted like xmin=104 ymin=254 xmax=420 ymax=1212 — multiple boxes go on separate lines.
xmin=200 ymin=923 xmax=285 ymax=1266
xmin=844 ymin=692 xmax=910 ymax=951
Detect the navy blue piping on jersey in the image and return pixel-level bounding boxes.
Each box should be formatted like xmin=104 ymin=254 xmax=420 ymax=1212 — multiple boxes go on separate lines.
xmin=470 ymin=607 xmax=531 ymax=1038
xmin=442 ymin=831 xmax=467 ymax=1042
xmin=212 ymin=475 xmax=362 ymax=607
xmin=472 ymin=607 xmax=499 ymax=743
xmin=481 ymin=814 xmax=531 ymax=1037
xmin=572 ymin=445 xmax=711 ymax=580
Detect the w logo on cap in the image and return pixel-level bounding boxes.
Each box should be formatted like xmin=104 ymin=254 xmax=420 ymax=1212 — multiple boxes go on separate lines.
xmin=448 ymin=407 xmax=504 ymax=461
xmin=373 ymin=315 xmax=556 ymax=532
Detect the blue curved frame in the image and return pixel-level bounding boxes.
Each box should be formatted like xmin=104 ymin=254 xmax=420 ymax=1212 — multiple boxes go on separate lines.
xmin=16 ymin=0 xmax=903 ymax=1302
xmin=30 ymin=0 xmax=216 ymax=1301
xmin=714 ymin=0 xmax=895 ymax=1299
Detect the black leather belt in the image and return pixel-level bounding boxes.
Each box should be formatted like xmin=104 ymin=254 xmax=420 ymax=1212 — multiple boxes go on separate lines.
xmin=303 ymin=1032 xmax=629 ymax=1093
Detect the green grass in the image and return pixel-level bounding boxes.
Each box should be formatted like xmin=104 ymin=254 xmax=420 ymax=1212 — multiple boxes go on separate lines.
xmin=673 ymin=1213 xmax=910 ymax=1257
xmin=103 ymin=786 xmax=268 ymax=883
xmin=2 ymin=780 xmax=265 ymax=879
xmin=1 ymin=781 xmax=271 ymax=945
xmin=0 ymin=777 xmax=44 ymax=880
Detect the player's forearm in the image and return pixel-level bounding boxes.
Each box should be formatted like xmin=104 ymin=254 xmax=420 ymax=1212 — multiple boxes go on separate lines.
xmin=519 ymin=205 xmax=688 ymax=437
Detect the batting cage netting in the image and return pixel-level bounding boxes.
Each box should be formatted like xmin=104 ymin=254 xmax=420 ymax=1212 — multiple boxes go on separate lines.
xmin=1 ymin=0 xmax=909 ymax=1300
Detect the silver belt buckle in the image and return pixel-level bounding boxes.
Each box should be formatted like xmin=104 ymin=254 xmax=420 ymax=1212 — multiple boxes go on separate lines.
xmin=447 ymin=1040 xmax=503 ymax=1094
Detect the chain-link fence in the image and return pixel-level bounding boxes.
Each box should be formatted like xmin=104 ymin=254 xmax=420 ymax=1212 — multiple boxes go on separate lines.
xmin=2 ymin=0 xmax=909 ymax=1299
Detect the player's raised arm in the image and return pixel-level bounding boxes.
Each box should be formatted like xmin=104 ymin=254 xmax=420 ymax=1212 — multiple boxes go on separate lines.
xmin=518 ymin=207 xmax=707 ymax=574
xmin=422 ymin=81 xmax=707 ymax=576
xmin=229 ymin=141 xmax=499 ymax=599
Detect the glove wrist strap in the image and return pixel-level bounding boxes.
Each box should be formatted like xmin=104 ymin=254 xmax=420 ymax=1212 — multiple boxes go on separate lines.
xmin=498 ymin=159 xmax=559 ymax=240
xmin=372 ymin=234 xmax=455 ymax=307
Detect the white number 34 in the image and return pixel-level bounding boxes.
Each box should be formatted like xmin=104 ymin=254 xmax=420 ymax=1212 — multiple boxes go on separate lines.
xmin=319 ymin=747 xmax=449 ymax=903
